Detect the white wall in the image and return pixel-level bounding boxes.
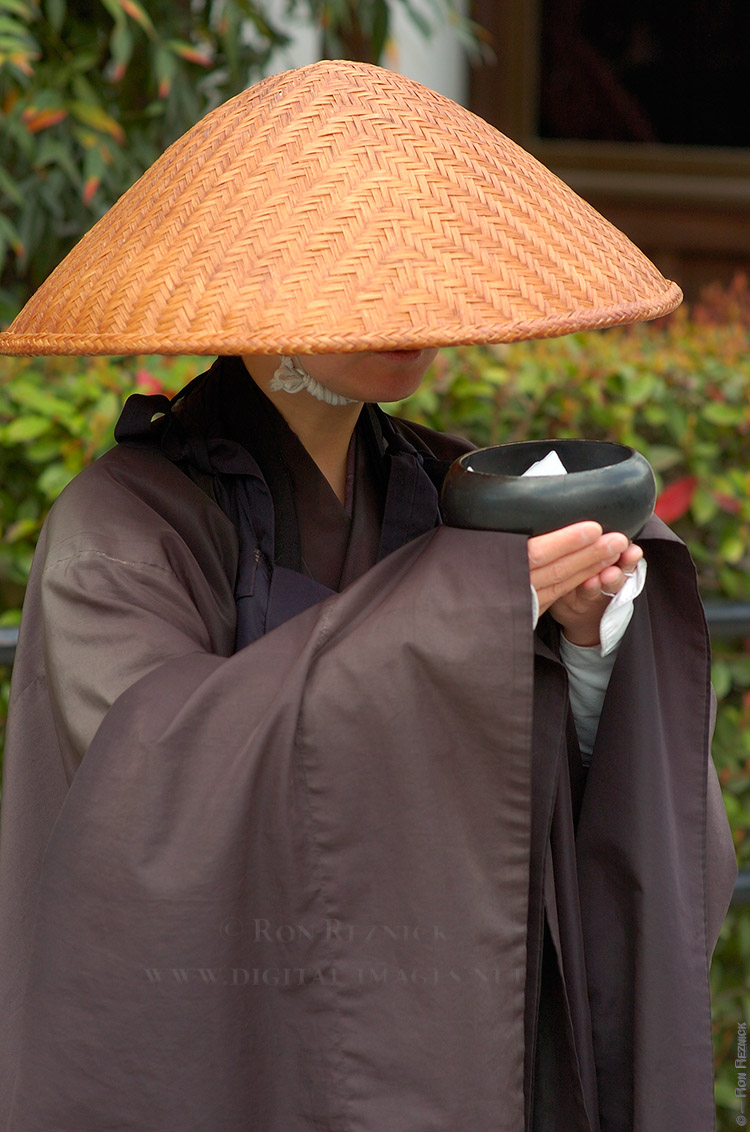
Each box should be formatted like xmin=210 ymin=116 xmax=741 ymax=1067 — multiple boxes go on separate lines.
xmin=386 ymin=0 xmax=468 ymax=104
xmin=256 ymin=0 xmax=321 ymax=74
xmin=258 ymin=0 xmax=468 ymax=105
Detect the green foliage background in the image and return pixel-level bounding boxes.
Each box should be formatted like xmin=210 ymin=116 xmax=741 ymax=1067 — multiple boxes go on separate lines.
xmin=0 ymin=282 xmax=748 ymax=1127
xmin=0 ymin=0 xmax=288 ymax=317
xmin=0 ymin=0 xmax=477 ymax=319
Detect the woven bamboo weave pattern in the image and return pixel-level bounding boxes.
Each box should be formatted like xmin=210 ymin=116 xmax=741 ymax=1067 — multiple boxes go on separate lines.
xmin=0 ymin=60 xmax=681 ymax=356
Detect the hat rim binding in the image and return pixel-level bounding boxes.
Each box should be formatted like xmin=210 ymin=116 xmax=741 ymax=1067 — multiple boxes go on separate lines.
xmin=0 ymin=60 xmax=683 ymax=358
xmin=0 ymin=287 xmax=682 ymax=357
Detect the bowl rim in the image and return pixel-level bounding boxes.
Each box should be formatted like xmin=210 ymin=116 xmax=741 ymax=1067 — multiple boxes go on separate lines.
xmin=455 ymin=439 xmax=642 ymax=481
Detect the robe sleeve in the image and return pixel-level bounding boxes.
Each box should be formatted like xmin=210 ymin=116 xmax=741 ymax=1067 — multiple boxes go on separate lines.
xmin=40 ymin=516 xmax=237 ymax=773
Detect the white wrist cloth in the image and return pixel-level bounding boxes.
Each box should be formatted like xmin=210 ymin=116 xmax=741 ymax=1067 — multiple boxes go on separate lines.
xmin=270 ymin=355 xmax=357 ymax=406
xmin=531 ymin=556 xmax=646 ymax=645
xmin=598 ymin=557 xmax=647 ymax=656
xmin=558 ymin=557 xmax=647 ymax=763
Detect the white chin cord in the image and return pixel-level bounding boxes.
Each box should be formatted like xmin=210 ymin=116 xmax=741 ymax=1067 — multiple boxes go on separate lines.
xmin=270 ymin=355 xmax=357 ymax=406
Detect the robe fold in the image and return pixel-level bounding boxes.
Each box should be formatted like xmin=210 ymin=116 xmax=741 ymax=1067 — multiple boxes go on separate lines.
xmin=0 ymin=363 xmax=736 ymax=1131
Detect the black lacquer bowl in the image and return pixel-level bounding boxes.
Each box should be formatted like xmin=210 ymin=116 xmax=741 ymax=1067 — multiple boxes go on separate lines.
xmin=441 ymin=439 xmax=656 ymax=538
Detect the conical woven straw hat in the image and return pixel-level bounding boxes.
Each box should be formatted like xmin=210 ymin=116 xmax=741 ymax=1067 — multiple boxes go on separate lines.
xmin=0 ymin=60 xmax=681 ymax=356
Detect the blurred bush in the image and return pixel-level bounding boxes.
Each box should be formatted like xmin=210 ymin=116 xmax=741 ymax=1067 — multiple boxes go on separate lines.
xmin=0 ymin=0 xmax=477 ymax=321
xmin=0 ymin=353 xmax=194 ymax=613
xmin=0 ymin=276 xmax=748 ymax=1126
xmin=0 ymin=0 xmax=290 ymax=320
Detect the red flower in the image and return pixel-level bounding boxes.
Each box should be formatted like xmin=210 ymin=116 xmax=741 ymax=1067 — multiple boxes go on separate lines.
xmin=654 ymin=476 xmax=698 ymax=524
xmin=135 ymin=369 xmax=165 ymax=396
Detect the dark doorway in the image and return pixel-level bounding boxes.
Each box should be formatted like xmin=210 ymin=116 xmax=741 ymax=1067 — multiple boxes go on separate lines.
xmin=539 ymin=0 xmax=750 ymax=147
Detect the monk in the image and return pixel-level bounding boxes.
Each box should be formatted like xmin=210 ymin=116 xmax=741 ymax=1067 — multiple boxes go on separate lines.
xmin=0 ymin=60 xmax=735 ymax=1132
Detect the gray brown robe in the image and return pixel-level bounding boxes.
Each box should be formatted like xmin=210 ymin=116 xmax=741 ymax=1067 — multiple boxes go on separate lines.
xmin=0 ymin=364 xmax=737 ymax=1131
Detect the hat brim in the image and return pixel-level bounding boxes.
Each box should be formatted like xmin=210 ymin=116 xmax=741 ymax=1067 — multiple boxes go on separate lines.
xmin=0 ymin=61 xmax=681 ymax=357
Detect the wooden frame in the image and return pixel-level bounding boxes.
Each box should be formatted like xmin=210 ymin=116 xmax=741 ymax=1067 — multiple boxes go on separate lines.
xmin=470 ymin=0 xmax=750 ymax=295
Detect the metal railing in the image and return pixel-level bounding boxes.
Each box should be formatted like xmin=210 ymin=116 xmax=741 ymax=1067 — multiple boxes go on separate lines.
xmin=702 ymin=602 xmax=750 ymax=639
xmin=2 ymin=604 xmax=749 ymax=905
xmin=0 ymin=628 xmax=17 ymax=667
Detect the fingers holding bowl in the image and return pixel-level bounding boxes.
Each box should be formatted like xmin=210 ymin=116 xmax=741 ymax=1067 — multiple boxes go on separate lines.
xmin=529 ymin=524 xmax=630 ymax=615
xmin=596 ymin=542 xmax=644 ymax=599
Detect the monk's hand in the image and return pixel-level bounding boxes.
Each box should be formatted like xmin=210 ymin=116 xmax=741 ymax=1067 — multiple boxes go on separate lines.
xmin=527 ymin=522 xmax=644 ymax=646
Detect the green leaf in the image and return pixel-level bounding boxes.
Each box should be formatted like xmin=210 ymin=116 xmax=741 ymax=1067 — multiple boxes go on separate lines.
xmin=5 ymin=379 xmax=76 ymax=419
xmin=370 ymin=0 xmax=389 ymax=60
xmin=3 ymin=517 xmax=40 ymax=543
xmin=69 ymin=99 xmax=126 ymax=143
xmin=0 ymin=0 xmax=36 ymax=18
xmin=44 ymin=0 xmax=66 ymax=33
xmin=691 ymin=484 xmax=718 ymax=526
xmin=117 ymin=0 xmax=155 ymax=38
xmin=646 ymin=444 xmax=683 ymax=472
xmin=0 ymin=213 xmax=23 ymax=260
xmin=719 ymin=532 xmax=748 ymax=566
xmin=642 ymin=405 xmax=668 ymax=426
xmin=703 ymin=401 xmax=747 ymax=427
xmin=712 ymin=661 xmax=733 ymax=700
xmin=2 ymin=414 xmax=52 ymax=442
xmin=621 ymin=373 xmax=656 ymax=405
xmin=0 ymin=14 xmax=32 ymax=35
xmin=68 ymin=51 xmax=99 ymax=75
xmin=717 ymin=565 xmax=746 ymax=599
xmin=166 ymin=38 xmax=213 ymax=66
xmin=152 ymin=43 xmax=176 ymax=97
xmin=99 ymin=0 xmax=125 ymax=25
xmin=36 ymin=462 xmax=77 ymax=499
xmin=0 ymin=163 xmax=26 ymax=208
xmin=109 ymin=19 xmax=133 ymax=69
xmin=25 ymin=437 xmax=62 ymax=463
xmin=729 ymin=658 xmax=750 ymax=688
xmin=33 ymin=136 xmax=81 ymax=182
